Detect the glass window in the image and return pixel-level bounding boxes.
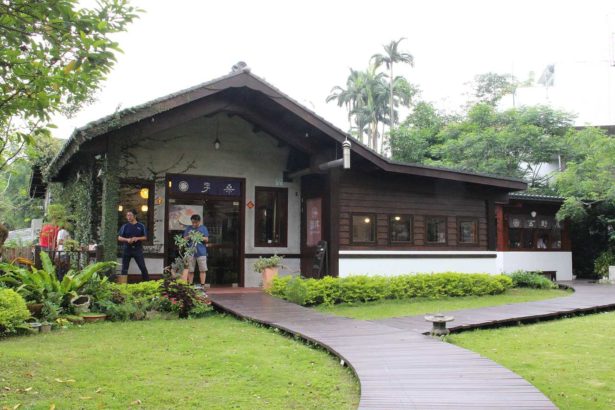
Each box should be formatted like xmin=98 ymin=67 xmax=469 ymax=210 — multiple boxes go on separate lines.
xmin=507 ymin=214 xmax=562 ymax=250
xmin=117 ymin=180 xmax=154 ymax=243
xmin=352 ymin=214 xmax=375 ymax=243
xmin=458 ymin=218 xmax=478 ymax=244
xmin=426 ymin=216 xmax=447 ymax=244
xmin=255 ymin=187 xmax=288 ymax=247
xmin=509 ymin=229 xmax=522 ymax=248
xmin=390 ymin=215 xmax=412 ymax=243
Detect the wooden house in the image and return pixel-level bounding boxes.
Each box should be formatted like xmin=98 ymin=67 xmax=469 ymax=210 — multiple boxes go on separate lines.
xmin=47 ymin=66 xmax=572 ymax=285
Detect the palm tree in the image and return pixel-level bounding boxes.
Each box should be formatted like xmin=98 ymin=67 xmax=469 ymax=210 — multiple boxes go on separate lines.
xmin=371 ymin=38 xmax=415 ymax=130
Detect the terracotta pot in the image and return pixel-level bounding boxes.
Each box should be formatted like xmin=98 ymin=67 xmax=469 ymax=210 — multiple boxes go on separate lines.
xmin=116 ymin=275 xmax=128 ymax=284
xmin=261 ymin=267 xmax=279 ymax=290
xmin=81 ymin=313 xmax=107 ymax=323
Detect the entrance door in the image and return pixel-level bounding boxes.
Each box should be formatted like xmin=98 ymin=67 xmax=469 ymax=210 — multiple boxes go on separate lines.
xmin=202 ymin=199 xmax=241 ymax=286
xmin=166 ymin=198 xmax=241 ymax=286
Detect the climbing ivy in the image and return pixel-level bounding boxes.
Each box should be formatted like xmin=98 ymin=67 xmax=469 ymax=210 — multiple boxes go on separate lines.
xmin=100 ymin=143 xmax=121 ymax=262
xmin=49 ymin=155 xmax=95 ymax=246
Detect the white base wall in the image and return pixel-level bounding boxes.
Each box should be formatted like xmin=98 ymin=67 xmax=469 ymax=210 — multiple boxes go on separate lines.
xmin=496 ymin=252 xmax=573 ymax=280
xmin=338 ymin=251 xmax=498 ymax=277
xmin=116 ymin=257 xmax=164 ymax=276
xmin=244 ymin=258 xmax=300 ymax=288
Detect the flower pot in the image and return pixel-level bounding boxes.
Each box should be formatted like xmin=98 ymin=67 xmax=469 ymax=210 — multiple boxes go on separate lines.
xmin=261 ymin=267 xmax=279 ymax=290
xmin=29 ymin=322 xmax=42 ymax=334
xmin=81 ymin=313 xmax=107 ymax=323
xmin=26 ymin=303 xmax=44 ymax=317
xmin=40 ymin=323 xmax=52 ymax=333
xmin=70 ymin=295 xmax=91 ymax=314
xmin=116 ymin=274 xmax=128 ymax=284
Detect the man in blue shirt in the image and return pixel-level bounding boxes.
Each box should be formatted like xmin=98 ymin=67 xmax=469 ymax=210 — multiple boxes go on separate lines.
xmin=182 ymin=214 xmax=209 ymax=289
xmin=118 ymin=210 xmax=150 ymax=281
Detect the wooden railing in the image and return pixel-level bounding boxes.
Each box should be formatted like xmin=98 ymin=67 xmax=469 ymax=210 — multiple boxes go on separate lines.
xmin=1 ymin=245 xmax=104 ymax=271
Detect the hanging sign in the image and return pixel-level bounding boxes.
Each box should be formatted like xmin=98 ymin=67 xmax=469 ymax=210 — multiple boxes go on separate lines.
xmin=168 ymin=175 xmax=241 ymax=197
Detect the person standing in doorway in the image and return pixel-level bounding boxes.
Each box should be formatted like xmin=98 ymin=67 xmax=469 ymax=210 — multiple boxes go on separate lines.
xmin=182 ymin=214 xmax=209 ymax=290
xmin=118 ymin=210 xmax=150 ymax=281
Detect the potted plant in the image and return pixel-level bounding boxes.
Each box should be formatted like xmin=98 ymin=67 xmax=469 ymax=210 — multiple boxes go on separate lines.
xmin=70 ymin=294 xmax=91 ymax=313
xmin=170 ymin=231 xmax=204 ymax=281
xmin=40 ymin=322 xmax=52 ymax=333
xmin=253 ymin=255 xmax=284 ymax=290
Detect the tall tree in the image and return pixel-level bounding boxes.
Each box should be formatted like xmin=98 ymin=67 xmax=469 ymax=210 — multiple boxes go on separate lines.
xmin=371 ymin=38 xmax=415 ymax=131
xmin=0 ymin=0 xmax=140 ymax=172
xmin=470 ymin=72 xmax=517 ymax=106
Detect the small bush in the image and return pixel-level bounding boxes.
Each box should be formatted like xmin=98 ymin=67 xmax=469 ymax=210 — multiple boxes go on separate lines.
xmin=594 ymin=250 xmax=615 ymax=278
xmin=270 ymin=272 xmax=514 ymax=306
xmin=0 ymin=289 xmax=30 ymax=335
xmin=508 ymin=270 xmax=557 ymax=289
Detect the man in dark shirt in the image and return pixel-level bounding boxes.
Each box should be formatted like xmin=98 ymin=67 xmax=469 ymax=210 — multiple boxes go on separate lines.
xmin=118 ymin=210 xmax=150 ymax=281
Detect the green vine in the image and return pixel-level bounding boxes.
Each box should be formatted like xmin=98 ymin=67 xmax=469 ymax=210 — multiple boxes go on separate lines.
xmin=100 ymin=143 xmax=120 ymax=262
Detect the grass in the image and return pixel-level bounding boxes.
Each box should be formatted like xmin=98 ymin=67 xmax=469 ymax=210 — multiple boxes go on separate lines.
xmin=315 ymin=288 xmax=570 ymax=320
xmin=0 ymin=315 xmax=359 ymax=409
xmin=448 ymin=311 xmax=615 ymax=410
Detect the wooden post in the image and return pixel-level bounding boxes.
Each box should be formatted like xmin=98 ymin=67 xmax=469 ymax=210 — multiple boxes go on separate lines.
xmin=33 ymin=245 xmax=42 ymax=269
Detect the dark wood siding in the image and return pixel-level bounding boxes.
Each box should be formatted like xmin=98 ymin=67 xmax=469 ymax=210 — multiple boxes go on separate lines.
xmin=339 ymin=170 xmax=493 ymax=251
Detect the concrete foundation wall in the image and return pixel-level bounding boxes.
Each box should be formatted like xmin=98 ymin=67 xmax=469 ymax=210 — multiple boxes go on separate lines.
xmin=496 ymin=251 xmax=573 ymax=280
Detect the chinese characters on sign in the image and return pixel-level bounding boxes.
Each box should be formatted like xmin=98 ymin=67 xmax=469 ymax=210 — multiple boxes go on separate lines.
xmin=168 ymin=175 xmax=241 ymax=197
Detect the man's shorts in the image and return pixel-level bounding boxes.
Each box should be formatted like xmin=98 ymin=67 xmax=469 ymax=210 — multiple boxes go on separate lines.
xmin=188 ymin=255 xmax=207 ymax=273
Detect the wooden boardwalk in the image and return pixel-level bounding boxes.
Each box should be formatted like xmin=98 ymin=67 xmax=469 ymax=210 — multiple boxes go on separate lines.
xmin=207 ymin=282 xmax=615 ymax=409
xmin=377 ymin=281 xmax=615 ymax=334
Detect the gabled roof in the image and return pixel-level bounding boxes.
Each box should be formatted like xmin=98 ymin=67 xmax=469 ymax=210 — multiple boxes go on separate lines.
xmin=48 ymin=68 xmax=526 ymax=190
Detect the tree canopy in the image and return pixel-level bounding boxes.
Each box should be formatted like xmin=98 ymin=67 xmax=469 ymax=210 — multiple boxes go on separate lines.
xmin=0 ymin=0 xmax=140 ymax=172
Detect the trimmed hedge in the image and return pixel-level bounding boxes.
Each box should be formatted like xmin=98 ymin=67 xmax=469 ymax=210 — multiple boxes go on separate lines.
xmin=270 ymin=273 xmax=513 ymax=306
xmin=0 ymin=288 xmax=30 ymax=335
xmin=508 ymin=270 xmax=557 ymax=289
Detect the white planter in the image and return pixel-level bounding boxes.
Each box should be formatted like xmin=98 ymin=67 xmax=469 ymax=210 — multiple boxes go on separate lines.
xmin=609 ymin=266 xmax=615 ymax=281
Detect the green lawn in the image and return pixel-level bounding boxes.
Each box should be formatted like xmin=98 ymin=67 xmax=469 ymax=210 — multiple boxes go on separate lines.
xmin=315 ymin=288 xmax=570 ymax=320
xmin=0 ymin=315 xmax=359 ymax=409
xmin=448 ymin=311 xmax=615 ymax=410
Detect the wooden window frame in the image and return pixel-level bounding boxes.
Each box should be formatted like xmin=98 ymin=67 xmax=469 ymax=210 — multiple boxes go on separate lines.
xmin=254 ymin=186 xmax=288 ymax=248
xmin=388 ymin=214 xmax=413 ymax=245
xmin=118 ymin=178 xmax=155 ymax=245
xmin=458 ymin=217 xmax=479 ymax=245
xmin=425 ymin=215 xmax=448 ymax=245
xmin=351 ymin=213 xmax=377 ymax=244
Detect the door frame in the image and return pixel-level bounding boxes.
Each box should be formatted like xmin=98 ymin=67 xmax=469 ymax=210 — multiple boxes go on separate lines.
xmin=300 ymin=175 xmax=330 ymax=277
xmin=164 ymin=173 xmax=246 ymax=287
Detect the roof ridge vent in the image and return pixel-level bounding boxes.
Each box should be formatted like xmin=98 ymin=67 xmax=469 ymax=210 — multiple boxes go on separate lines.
xmin=231 ymin=61 xmax=250 ymax=73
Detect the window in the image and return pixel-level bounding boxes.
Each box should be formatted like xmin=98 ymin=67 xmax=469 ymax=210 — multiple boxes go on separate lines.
xmin=426 ymin=216 xmax=447 ymax=244
xmin=507 ymin=214 xmax=562 ymax=250
xmin=458 ymin=218 xmax=478 ymax=244
xmin=117 ymin=179 xmax=154 ymax=243
xmin=352 ymin=214 xmax=376 ymax=243
xmin=255 ymin=187 xmax=288 ymax=247
xmin=390 ymin=215 xmax=412 ymax=244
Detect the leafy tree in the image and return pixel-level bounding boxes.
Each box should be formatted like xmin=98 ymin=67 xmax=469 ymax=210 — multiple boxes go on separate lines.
xmin=0 ymin=135 xmax=62 ymax=229
xmin=556 ymin=127 xmax=615 ymax=221
xmin=470 ymin=72 xmax=517 ymax=106
xmin=0 ymin=0 xmax=140 ymax=172
xmin=391 ymin=103 xmax=573 ymax=188
xmin=389 ymin=101 xmax=450 ymax=163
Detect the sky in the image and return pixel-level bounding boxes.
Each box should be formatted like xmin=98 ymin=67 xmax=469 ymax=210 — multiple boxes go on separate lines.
xmin=54 ymin=0 xmax=615 ymax=139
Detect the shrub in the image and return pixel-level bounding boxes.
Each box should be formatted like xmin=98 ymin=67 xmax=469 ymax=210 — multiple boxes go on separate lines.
xmin=271 ymin=272 xmax=514 ymax=306
xmin=0 ymin=289 xmax=30 ymax=335
xmin=508 ymin=270 xmax=557 ymax=289
xmin=594 ymin=250 xmax=615 ymax=278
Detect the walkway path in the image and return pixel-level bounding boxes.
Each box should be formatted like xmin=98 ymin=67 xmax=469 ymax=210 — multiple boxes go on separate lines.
xmin=377 ymin=281 xmax=615 ymax=333
xmin=209 ymin=282 xmax=615 ymax=409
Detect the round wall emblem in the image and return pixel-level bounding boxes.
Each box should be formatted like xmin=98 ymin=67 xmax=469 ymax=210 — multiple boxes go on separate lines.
xmin=178 ymin=181 xmax=189 ymax=192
